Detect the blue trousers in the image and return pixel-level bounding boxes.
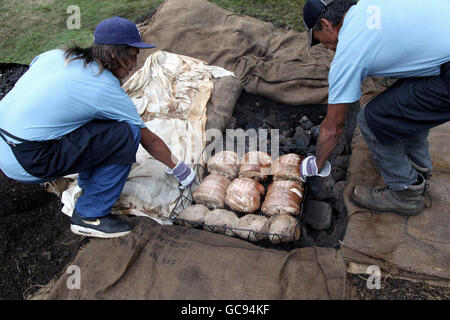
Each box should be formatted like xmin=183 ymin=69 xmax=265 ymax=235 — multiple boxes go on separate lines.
xmin=75 ymin=124 xmax=141 ymax=218
xmin=357 ymin=109 xmax=432 ymax=191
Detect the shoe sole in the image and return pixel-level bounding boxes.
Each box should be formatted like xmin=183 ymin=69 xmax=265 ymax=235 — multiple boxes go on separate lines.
xmin=70 ymin=224 xmax=131 ymax=238
xmin=350 ymin=188 xmax=423 ymax=216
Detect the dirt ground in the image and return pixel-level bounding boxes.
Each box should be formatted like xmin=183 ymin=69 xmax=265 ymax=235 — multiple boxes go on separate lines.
xmin=0 ymin=171 xmax=88 ymax=300
xmin=348 ymin=274 xmax=450 ymax=300
xmin=1 ymin=61 xmax=449 ymax=301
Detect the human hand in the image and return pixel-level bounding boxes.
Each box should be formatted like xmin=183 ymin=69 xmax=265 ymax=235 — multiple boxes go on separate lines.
xmin=300 ymin=156 xmax=331 ymax=182
xmin=166 ymin=161 xmax=196 ymax=189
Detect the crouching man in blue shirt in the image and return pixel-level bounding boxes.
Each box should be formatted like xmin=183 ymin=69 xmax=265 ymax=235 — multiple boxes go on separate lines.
xmin=299 ymin=0 xmax=450 ymax=216
xmin=0 ymin=17 xmax=196 ymax=238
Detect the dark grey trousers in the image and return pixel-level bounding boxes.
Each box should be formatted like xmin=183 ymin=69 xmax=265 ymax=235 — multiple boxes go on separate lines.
xmin=357 ymin=108 xmax=432 ymax=190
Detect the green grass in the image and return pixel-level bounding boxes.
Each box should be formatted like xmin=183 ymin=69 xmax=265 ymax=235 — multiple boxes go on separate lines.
xmin=0 ymin=0 xmax=306 ymax=64
xmin=209 ymin=0 xmax=306 ymax=31
xmin=0 ymin=0 xmax=165 ymax=64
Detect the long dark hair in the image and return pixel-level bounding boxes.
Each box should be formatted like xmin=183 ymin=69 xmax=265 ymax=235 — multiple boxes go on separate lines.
xmin=63 ymin=43 xmax=132 ymax=75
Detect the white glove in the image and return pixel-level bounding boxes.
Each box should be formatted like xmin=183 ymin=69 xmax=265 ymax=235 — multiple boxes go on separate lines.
xmin=166 ymin=161 xmax=196 ymax=189
xmin=300 ymin=156 xmax=331 ymax=182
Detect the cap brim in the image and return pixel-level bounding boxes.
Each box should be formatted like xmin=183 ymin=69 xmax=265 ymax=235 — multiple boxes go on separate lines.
xmin=307 ymin=29 xmax=320 ymax=50
xmin=128 ymin=42 xmax=156 ymax=49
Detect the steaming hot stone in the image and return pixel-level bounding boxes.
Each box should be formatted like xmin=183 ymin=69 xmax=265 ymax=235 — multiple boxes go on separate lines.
xmin=225 ymin=178 xmax=265 ymax=213
xmin=271 ymin=153 xmax=303 ymax=182
xmin=203 ymin=209 xmax=239 ymax=236
xmin=235 ymin=214 xmax=270 ymax=242
xmin=207 ymin=151 xmax=239 ymax=180
xmin=268 ymin=215 xmax=301 ymax=243
xmin=238 ymin=151 xmax=272 ymax=182
xmin=261 ymin=180 xmax=303 ymax=216
xmin=176 ymin=204 xmax=210 ymax=227
xmin=192 ymin=174 xmax=231 ymax=209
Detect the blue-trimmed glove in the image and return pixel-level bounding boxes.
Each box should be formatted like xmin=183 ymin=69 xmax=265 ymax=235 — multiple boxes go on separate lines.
xmin=166 ymin=161 xmax=196 ymax=189
xmin=300 ymin=156 xmax=332 ymax=182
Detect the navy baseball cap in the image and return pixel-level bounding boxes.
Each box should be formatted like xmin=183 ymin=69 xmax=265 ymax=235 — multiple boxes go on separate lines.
xmin=303 ymin=0 xmax=334 ymax=49
xmin=94 ymin=16 xmax=156 ymax=49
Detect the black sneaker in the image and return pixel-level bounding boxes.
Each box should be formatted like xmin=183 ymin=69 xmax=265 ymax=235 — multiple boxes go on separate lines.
xmin=70 ymin=211 xmax=133 ymax=238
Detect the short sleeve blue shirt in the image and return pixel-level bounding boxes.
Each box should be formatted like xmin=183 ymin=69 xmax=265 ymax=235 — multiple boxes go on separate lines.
xmin=328 ymin=0 xmax=450 ymax=104
xmin=0 ymin=49 xmax=145 ymax=181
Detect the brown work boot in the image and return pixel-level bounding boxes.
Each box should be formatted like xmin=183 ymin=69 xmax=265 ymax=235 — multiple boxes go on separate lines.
xmin=350 ymin=174 xmax=426 ymax=216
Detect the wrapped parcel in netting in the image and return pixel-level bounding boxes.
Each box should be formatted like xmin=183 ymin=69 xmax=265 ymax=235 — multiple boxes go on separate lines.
xmin=171 ymin=151 xmax=306 ymax=245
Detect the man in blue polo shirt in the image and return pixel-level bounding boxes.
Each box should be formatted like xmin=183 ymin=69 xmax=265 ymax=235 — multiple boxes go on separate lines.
xmin=0 ymin=17 xmax=196 ymax=238
xmin=299 ymin=0 xmax=450 ymax=216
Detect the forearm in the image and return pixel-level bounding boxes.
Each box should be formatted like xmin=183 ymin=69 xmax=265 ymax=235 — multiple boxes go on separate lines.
xmin=315 ymin=124 xmax=343 ymax=171
xmin=140 ymin=128 xmax=177 ymax=169
xmin=315 ymin=103 xmax=349 ymax=171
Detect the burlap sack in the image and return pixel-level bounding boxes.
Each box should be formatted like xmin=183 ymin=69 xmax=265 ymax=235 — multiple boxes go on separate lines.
xmin=135 ymin=0 xmax=334 ymax=106
xmin=41 ymin=218 xmax=348 ymax=300
xmin=205 ymin=76 xmax=242 ymax=134
xmin=341 ymin=123 xmax=450 ymax=283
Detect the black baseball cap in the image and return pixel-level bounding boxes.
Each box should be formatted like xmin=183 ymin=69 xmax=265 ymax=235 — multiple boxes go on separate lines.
xmin=94 ymin=16 xmax=156 ymax=49
xmin=303 ymin=0 xmax=335 ymax=49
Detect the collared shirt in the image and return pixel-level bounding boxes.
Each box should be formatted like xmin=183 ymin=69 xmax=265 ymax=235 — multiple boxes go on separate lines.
xmin=328 ymin=0 xmax=450 ymax=104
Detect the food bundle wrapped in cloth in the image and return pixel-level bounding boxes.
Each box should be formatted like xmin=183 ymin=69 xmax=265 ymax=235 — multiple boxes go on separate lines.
xmin=192 ymin=174 xmax=231 ymax=209
xmin=238 ymin=151 xmax=272 ymax=182
xmin=225 ymin=178 xmax=265 ymax=213
xmin=261 ymin=180 xmax=304 ymax=216
xmin=271 ymin=153 xmax=304 ymax=182
xmin=207 ymin=151 xmax=240 ymax=180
